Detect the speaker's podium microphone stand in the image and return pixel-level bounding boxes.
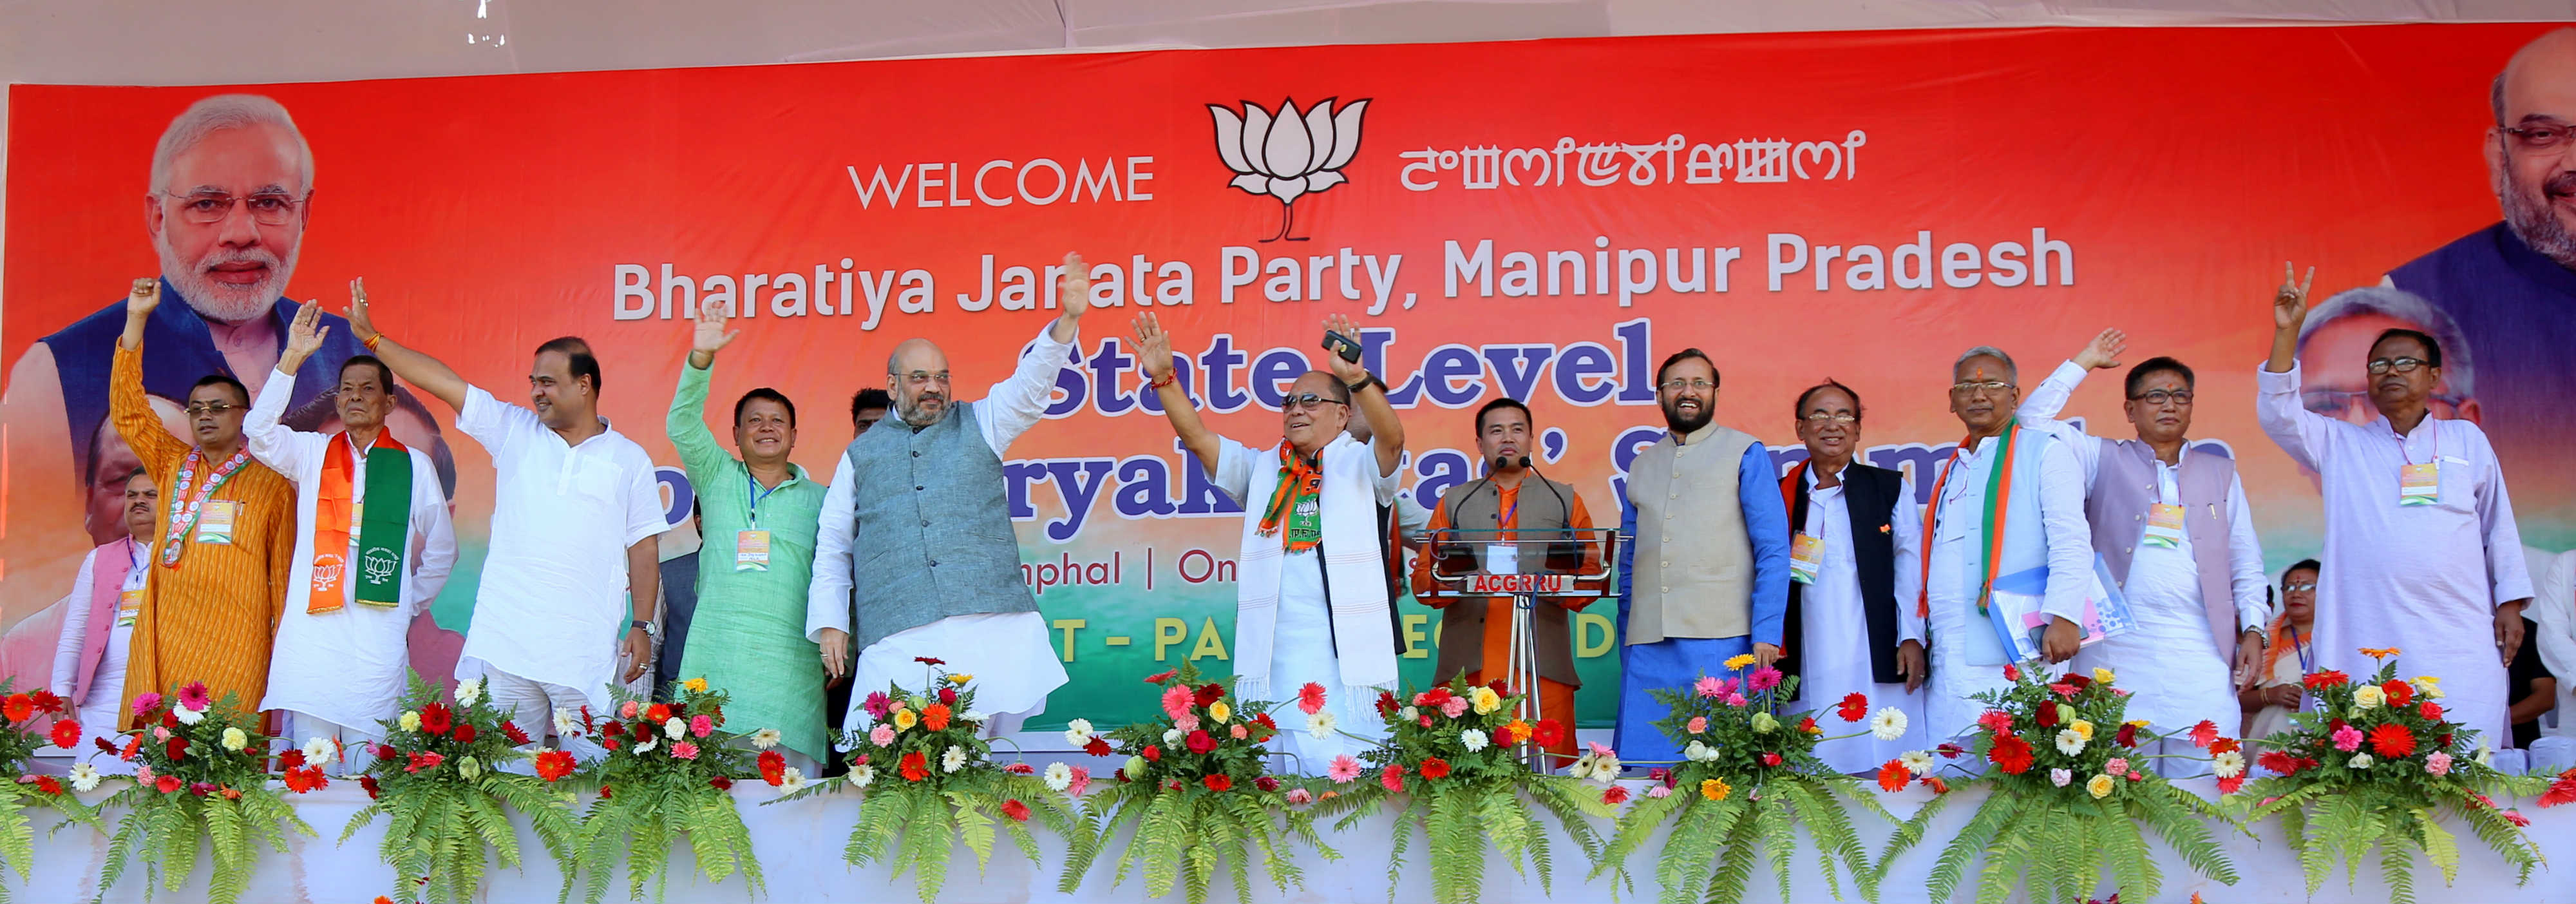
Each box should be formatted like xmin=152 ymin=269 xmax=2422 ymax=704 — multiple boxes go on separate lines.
xmin=1412 ymin=526 xmax=1622 ymax=771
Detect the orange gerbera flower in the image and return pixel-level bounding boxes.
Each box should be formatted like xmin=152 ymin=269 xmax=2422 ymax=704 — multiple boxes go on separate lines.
xmin=922 ymin=702 xmax=952 ymax=733
xmin=2358 ymin=647 xmax=2401 ymax=660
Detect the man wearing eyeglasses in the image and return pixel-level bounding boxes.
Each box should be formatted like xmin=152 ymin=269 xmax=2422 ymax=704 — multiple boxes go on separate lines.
xmin=2294 ymin=287 xmax=2481 ymax=430
xmin=1133 ymin=311 xmax=1405 ymax=776
xmin=2019 ymin=330 xmax=2269 ymax=768
xmin=806 ymin=255 xmax=1092 ymax=742
xmin=2262 ymin=264 xmax=2535 ymax=744
xmin=1917 ymin=345 xmax=2096 ymax=743
xmin=106 ymin=279 xmax=298 ymax=729
xmin=1777 ymin=379 xmax=1927 ymax=772
xmin=2385 ymin=27 xmax=2576 ymax=541
xmin=1613 ymin=349 xmax=1792 ymax=767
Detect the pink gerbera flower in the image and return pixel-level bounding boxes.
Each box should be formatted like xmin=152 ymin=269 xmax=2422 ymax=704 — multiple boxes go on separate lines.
xmin=862 ymin=691 xmax=893 ymax=720
xmin=1161 ymin=686 xmax=1193 ymax=720
xmin=670 ymin=742 xmax=701 ymax=760
xmin=131 ymin=693 xmax=163 ymax=717
xmin=1327 ymin=755 xmax=1362 ymax=784
xmin=1066 ymin=766 xmax=1092 ymax=796
xmin=176 ymin=682 xmax=212 ymax=712
xmin=1748 ymin=668 xmax=1783 ymax=691
xmin=1694 ymin=676 xmax=1725 ymax=699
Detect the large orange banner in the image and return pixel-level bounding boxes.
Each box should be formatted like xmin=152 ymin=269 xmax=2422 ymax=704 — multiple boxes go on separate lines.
xmin=7 ymin=23 xmax=2570 ymax=727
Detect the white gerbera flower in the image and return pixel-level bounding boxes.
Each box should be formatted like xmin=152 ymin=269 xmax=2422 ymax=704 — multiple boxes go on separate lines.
xmin=748 ymin=728 xmax=782 ymax=751
xmin=1063 ymin=718 xmax=1096 ymax=747
xmin=961 ymin=710 xmax=989 ymax=726
xmin=942 ymin=745 xmax=968 ymax=774
xmin=175 ymin=706 xmax=205 ymax=726
xmin=781 ymin=766 xmax=811 ymax=793
xmin=2213 ymin=750 xmax=2247 ymax=780
xmin=665 ymin=716 xmax=687 ymax=739
xmin=68 ymin=764 xmax=101 ymax=793
xmin=1899 ymin=751 xmax=1935 ymax=776
xmin=454 ymin=677 xmax=484 ymax=707
xmin=1460 ymin=729 xmax=1490 ymax=753
xmin=1306 ymin=709 xmax=1338 ymax=740
xmin=2055 ymin=729 xmax=2087 ymax=756
xmin=302 ymin=736 xmax=334 ymax=763
xmin=1869 ymin=707 xmax=1908 ymax=741
xmin=1587 ymin=753 xmax=1623 ymax=782
xmin=553 ymin=708 xmax=582 ymax=738
xmin=1045 ymin=762 xmax=1074 ymax=792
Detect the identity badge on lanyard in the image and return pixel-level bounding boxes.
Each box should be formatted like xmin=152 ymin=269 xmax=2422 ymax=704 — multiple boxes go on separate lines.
xmin=2143 ymin=504 xmax=2188 ymax=548
xmin=2398 ymin=420 xmax=2440 ymax=507
xmin=1483 ymin=496 xmax=1519 ymax=575
xmin=116 ymin=589 xmax=144 ymax=628
xmin=737 ymin=472 xmax=778 ymax=572
xmin=195 ymin=500 xmax=242 ymax=546
xmin=1789 ymin=533 xmax=1825 ymax=585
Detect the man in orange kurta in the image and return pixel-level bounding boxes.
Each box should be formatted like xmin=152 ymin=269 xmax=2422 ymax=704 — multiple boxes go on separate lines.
xmin=1410 ymin=398 xmax=1602 ymax=764
xmin=109 ymin=280 xmax=295 ymax=728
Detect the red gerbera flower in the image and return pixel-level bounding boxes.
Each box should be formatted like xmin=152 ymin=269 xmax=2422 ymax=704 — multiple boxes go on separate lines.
xmin=2210 ymin=736 xmax=2241 ymax=755
xmin=281 ymin=766 xmax=321 ymax=794
xmin=2217 ymin=774 xmax=2245 ymax=795
xmin=500 ymin=721 xmax=532 ymax=745
xmin=1937 ymin=743 xmax=1965 ymax=758
xmin=2258 ymin=750 xmax=2306 ymax=776
xmin=419 ymin=702 xmax=453 ymax=736
xmin=1376 ymin=691 xmax=1399 ymax=716
xmin=1001 ymin=798 xmax=1032 ymax=822
xmin=598 ymin=785 xmax=613 ymax=800
xmin=2190 ymin=720 xmax=2219 ymax=748
xmin=1987 ymin=734 xmax=2035 ymax=774
xmin=1533 ymin=719 xmax=1565 ymax=749
xmin=1877 ymin=760 xmax=1911 ymax=792
xmin=900 ymin=751 xmax=929 ymax=782
xmin=1203 ymin=774 xmax=1233 ymax=792
xmin=1144 ymin=669 xmax=1177 ymax=684
xmin=2381 ymin=680 xmax=2414 ymax=708
xmin=1195 ymin=683 xmax=1226 ymax=708
xmin=2537 ymin=768 xmax=2576 ymax=809
xmin=280 ymin=749 xmax=307 ymax=770
xmin=1923 ymin=776 xmax=1951 ymax=794
xmin=1797 ymin=715 xmax=1821 ymax=735
xmin=94 ymin=737 xmax=117 ymax=755
xmin=709 ymin=776 xmax=734 ymax=791
xmin=2302 ymin=670 xmax=2348 ymax=689
xmin=360 ymin=774 xmax=381 ymax=798
xmin=1835 ymin=693 xmax=1870 ymax=723
xmin=155 ymin=774 xmax=182 ymax=794
xmin=50 ymin=719 xmax=81 ymax=750
xmin=1085 ymin=737 xmax=1113 ymax=757
xmin=913 ymin=657 xmax=945 ymax=666
xmin=1419 ymin=757 xmax=1452 ymax=780
xmin=535 ymin=750 xmax=577 ymax=782
xmin=2 ymin=693 xmax=33 ymax=723
xmin=758 ymin=750 xmax=786 ymax=783
xmin=33 ymin=776 xmax=62 ymax=796
xmin=2368 ymin=723 xmax=2417 ymax=758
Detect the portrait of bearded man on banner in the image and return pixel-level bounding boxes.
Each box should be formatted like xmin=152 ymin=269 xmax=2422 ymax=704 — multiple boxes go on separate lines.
xmin=2385 ymin=27 xmax=2576 ymax=545
xmin=0 ymin=93 xmax=462 ymax=687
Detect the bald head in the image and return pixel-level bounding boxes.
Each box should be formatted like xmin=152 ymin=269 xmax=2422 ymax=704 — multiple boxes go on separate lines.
xmin=2491 ymin=28 xmax=2576 ymax=269
xmin=886 ymin=338 xmax=955 ymax=427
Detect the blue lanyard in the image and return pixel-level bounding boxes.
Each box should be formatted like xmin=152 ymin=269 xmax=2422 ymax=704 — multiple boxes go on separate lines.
xmin=2288 ymin=625 xmax=2313 ymax=672
xmin=746 ymin=471 xmax=785 ymax=528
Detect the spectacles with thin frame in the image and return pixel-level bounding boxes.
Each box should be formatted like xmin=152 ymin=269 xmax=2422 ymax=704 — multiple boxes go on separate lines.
xmin=892 ymin=370 xmax=951 ymax=387
xmin=160 ymin=189 xmax=307 ymax=226
xmin=2129 ymin=389 xmax=2194 ymax=405
xmin=1659 ymin=378 xmax=1716 ymax=394
xmin=2502 ymin=120 xmax=2576 ymax=151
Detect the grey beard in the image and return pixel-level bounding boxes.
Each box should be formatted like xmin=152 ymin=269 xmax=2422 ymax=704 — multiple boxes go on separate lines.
xmin=2499 ymin=166 xmax=2576 ymax=271
xmin=897 ymin=396 xmax=949 ymax=428
xmin=155 ymin=239 xmax=294 ymax=322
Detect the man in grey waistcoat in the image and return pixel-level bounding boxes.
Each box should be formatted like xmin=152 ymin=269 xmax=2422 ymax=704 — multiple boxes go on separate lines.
xmin=805 ymin=253 xmax=1093 ymax=739
xmin=2019 ymin=328 xmax=2270 ymax=766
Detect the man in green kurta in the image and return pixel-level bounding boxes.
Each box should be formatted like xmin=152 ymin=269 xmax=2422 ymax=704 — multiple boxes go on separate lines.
xmin=667 ymin=302 xmax=832 ymax=767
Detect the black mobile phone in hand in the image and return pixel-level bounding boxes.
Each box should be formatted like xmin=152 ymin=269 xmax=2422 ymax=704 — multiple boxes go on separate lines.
xmin=1322 ymin=330 xmax=1364 ymax=363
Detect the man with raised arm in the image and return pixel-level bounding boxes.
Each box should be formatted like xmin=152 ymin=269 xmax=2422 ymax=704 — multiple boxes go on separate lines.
xmin=1135 ymin=311 xmax=1404 ymax=775
xmin=246 ymin=300 xmax=456 ymax=764
xmin=806 ymin=255 xmax=1092 ymax=739
xmin=108 ymin=278 xmax=299 ymax=727
xmin=2260 ymin=264 xmax=2534 ymax=742
xmin=668 ymin=302 xmax=831 ymax=771
xmin=343 ymin=279 xmax=667 ymax=755
xmin=2018 ymin=329 xmax=2269 ymax=764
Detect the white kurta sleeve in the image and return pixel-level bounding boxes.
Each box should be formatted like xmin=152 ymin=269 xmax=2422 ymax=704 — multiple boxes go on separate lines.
xmin=408 ymin=454 xmax=458 ymax=613
xmin=974 ymin=323 xmax=1079 ymax=455
xmin=1892 ymin=474 xmax=1928 ymax=645
xmin=1210 ymin=436 xmax=1259 ymax=506
xmin=2035 ymin=438 xmax=2096 ymax=624
xmin=243 ymin=369 xmax=315 ymax=479
xmin=806 ymin=453 xmax=857 ymax=642
xmin=2015 ymin=360 xmax=2103 ymax=484
xmin=2222 ymin=471 xmax=2269 ymax=632
xmin=454 ymin=385 xmax=535 ymax=457
xmin=2254 ymin=363 xmax=2338 ymax=472
xmin=2470 ymin=433 xmax=2537 ymax=606
xmin=50 ymin=548 xmax=100 ymax=698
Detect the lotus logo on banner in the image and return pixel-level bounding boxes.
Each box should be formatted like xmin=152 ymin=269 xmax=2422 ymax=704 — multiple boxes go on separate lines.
xmin=1208 ymin=97 xmax=1370 ymax=242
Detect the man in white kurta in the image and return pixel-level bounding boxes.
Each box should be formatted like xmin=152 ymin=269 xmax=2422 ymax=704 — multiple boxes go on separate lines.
xmin=2020 ymin=339 xmax=2269 ymax=772
xmin=247 ymin=307 xmax=455 ymax=761
xmin=1922 ymin=347 xmax=2098 ymax=742
xmin=1134 ymin=313 xmax=1402 ymax=776
xmin=2261 ymin=279 xmax=2535 ymax=742
xmin=806 ymin=256 xmax=1093 ymax=739
xmin=1782 ymin=381 xmax=1929 ymax=772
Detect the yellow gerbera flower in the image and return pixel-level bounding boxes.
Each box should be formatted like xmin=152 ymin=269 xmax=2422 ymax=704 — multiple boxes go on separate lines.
xmin=1700 ymin=778 xmax=1732 ymax=802
xmin=893 ymin=708 xmax=918 ymax=731
xmin=2411 ymin=676 xmax=2444 ymax=699
xmin=2092 ymin=668 xmax=2116 ymax=685
xmin=681 ymin=677 xmax=708 ymax=693
xmin=1723 ymin=654 xmax=1757 ymax=670
xmin=949 ymin=673 xmax=974 ymax=685
xmin=1209 ymin=700 xmax=1233 ymax=724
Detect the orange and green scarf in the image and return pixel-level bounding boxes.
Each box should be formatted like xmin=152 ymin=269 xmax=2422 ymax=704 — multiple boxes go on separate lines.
xmin=1258 ymin=445 xmax=1325 ymax=552
xmin=310 ymin=431 xmax=413 ymax=613
xmin=1915 ymin=419 xmax=2022 ymax=617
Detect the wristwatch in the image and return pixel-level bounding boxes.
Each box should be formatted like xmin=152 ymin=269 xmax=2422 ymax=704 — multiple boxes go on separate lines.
xmin=631 ymin=619 xmax=659 ymax=639
xmin=1345 ymin=376 xmax=1373 ymax=394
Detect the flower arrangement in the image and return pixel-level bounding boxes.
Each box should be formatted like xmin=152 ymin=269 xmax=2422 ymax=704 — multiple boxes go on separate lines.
xmin=560 ymin=678 xmax=763 ymax=903
xmin=1593 ymin=655 xmax=1899 ymax=904
xmin=1305 ymin=673 xmax=1615 ymax=904
xmin=0 ymin=681 xmax=103 ymax=897
xmin=1056 ymin=664 xmax=1332 ymax=904
xmin=2235 ymin=649 xmax=2554 ymax=904
xmin=94 ymin=682 xmax=316 ymax=904
xmin=339 ymin=673 xmax=580 ymax=904
xmin=766 ymin=657 xmax=1071 ymax=904
xmin=1876 ymin=663 xmax=2237 ymax=904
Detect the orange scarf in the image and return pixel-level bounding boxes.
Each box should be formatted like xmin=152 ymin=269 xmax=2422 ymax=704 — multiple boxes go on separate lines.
xmin=1259 ymin=445 xmax=1324 ymax=551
